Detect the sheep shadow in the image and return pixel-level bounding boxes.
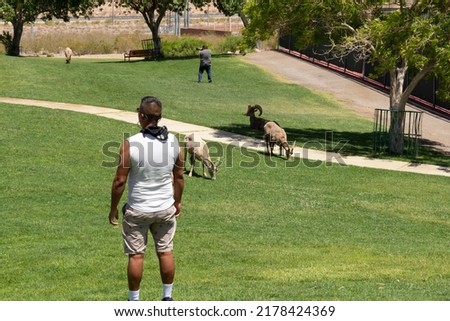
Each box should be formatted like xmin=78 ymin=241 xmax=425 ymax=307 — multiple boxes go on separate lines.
xmin=183 ymin=169 xmax=202 ymax=178
xmin=183 ymin=169 xmax=216 ymax=180
xmin=213 ymin=124 xmax=450 ymax=166
xmin=214 ymin=123 xmax=374 ymax=156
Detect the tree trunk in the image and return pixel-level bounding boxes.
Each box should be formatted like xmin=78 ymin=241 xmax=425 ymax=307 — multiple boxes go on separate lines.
xmin=8 ymin=20 xmax=24 ymax=56
xmin=388 ymin=59 xmax=435 ymax=154
xmin=142 ymin=11 xmax=163 ymax=58
xmin=388 ymin=62 xmax=408 ymax=154
xmin=151 ymin=30 xmax=161 ymax=57
xmin=238 ymin=11 xmax=249 ymax=28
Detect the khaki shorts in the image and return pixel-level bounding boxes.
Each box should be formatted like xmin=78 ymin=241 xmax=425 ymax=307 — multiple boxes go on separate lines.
xmin=122 ymin=204 xmax=177 ymax=254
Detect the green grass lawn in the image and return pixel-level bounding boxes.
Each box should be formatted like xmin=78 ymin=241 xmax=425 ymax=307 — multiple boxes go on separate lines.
xmin=0 ymin=104 xmax=449 ymax=301
xmin=1 ymin=54 xmax=447 ymax=166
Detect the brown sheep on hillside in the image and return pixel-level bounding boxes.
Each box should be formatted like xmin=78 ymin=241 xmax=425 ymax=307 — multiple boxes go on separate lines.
xmin=263 ymin=121 xmax=294 ymax=159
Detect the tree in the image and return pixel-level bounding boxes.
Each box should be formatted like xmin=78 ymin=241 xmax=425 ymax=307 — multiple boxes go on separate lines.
xmin=192 ymin=0 xmax=249 ymax=27
xmin=117 ymin=0 xmax=187 ymax=56
xmin=244 ymin=0 xmax=450 ymax=154
xmin=0 ymin=0 xmax=105 ymax=56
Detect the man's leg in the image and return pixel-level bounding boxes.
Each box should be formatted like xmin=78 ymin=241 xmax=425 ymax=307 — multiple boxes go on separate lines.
xmin=157 ymin=251 xmax=175 ymax=299
xmin=206 ymin=65 xmax=212 ymax=82
xmin=128 ymin=253 xmax=144 ymax=291
xmin=122 ymin=206 xmax=147 ymax=301
xmin=198 ymin=66 xmax=203 ymax=82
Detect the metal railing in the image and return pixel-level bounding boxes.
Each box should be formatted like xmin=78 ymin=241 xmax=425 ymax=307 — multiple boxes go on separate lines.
xmin=373 ymin=109 xmax=423 ymax=156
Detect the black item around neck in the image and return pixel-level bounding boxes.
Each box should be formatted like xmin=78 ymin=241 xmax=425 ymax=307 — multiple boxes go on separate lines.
xmin=140 ymin=125 xmax=169 ymax=141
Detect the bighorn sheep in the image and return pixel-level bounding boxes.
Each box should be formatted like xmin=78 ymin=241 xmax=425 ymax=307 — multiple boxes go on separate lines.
xmin=244 ymin=104 xmax=267 ymax=131
xmin=184 ymin=133 xmax=222 ymax=180
xmin=64 ymin=47 xmax=73 ymax=64
xmin=263 ymin=121 xmax=294 ymax=159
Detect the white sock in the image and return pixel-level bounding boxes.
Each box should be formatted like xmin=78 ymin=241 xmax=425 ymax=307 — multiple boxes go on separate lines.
xmin=162 ymin=284 xmax=173 ymax=298
xmin=129 ymin=289 xmax=140 ymax=301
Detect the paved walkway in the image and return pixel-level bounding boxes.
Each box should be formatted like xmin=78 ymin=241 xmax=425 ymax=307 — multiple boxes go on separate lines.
xmin=1 ymin=50 xmax=449 ymax=177
xmin=1 ymin=96 xmax=449 ymax=177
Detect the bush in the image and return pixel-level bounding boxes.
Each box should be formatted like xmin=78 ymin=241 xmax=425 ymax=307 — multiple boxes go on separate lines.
xmin=161 ymin=37 xmax=205 ymax=58
xmin=0 ymin=31 xmax=13 ymax=54
xmin=160 ymin=35 xmax=246 ymax=58
xmin=216 ymin=35 xmax=243 ymax=54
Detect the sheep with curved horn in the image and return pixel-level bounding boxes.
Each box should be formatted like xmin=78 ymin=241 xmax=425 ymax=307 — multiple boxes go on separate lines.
xmin=244 ymin=104 xmax=267 ymax=131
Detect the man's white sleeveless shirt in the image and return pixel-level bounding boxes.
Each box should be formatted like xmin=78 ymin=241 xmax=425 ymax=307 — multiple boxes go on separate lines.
xmin=126 ymin=132 xmax=179 ymax=212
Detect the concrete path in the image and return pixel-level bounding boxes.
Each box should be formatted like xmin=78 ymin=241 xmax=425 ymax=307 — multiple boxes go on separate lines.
xmin=1 ymin=96 xmax=449 ymax=177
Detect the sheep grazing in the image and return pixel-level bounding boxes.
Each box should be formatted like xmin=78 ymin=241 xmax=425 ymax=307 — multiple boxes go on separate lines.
xmin=184 ymin=133 xmax=222 ymax=180
xmin=263 ymin=121 xmax=294 ymax=159
xmin=64 ymin=47 xmax=73 ymax=64
xmin=244 ymin=104 xmax=267 ymax=131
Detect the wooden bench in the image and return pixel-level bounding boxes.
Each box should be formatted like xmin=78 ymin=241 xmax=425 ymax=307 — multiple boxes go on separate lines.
xmin=124 ymin=49 xmax=152 ymax=61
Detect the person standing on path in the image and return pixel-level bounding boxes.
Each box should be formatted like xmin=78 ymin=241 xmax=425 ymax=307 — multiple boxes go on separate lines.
xmin=198 ymin=45 xmax=212 ymax=83
xmin=108 ymin=96 xmax=185 ymax=301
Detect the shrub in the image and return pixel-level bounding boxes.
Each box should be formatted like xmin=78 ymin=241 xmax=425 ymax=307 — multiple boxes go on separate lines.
xmin=216 ymin=35 xmax=243 ymax=54
xmin=0 ymin=31 xmax=13 ymax=54
xmin=161 ymin=37 xmax=205 ymax=58
xmin=160 ymin=35 xmax=247 ymax=58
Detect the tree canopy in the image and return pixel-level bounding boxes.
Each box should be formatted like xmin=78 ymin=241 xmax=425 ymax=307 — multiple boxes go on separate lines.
xmin=192 ymin=0 xmax=249 ymax=26
xmin=0 ymin=0 xmax=105 ymax=56
xmin=244 ymin=0 xmax=450 ymax=154
xmin=116 ymin=0 xmax=188 ymax=55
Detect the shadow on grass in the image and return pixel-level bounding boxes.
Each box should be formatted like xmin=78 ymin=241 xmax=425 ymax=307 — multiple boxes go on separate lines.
xmin=93 ymin=53 xmax=234 ymax=64
xmin=183 ymin=168 xmax=216 ymax=180
xmin=213 ymin=123 xmax=450 ymax=166
xmin=214 ymin=123 xmax=374 ymax=155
